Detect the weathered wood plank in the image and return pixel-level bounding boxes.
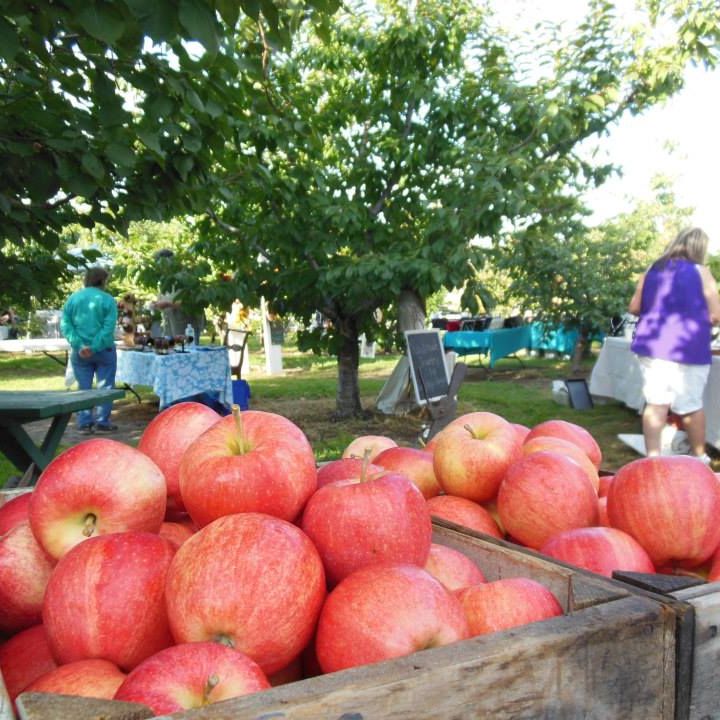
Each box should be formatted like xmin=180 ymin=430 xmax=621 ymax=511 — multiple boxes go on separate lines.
xmin=432 ymin=519 xmax=629 ymax=611
xmin=16 ymin=694 xmax=152 ymax=720
xmin=672 ymin=582 xmax=720 ymax=720
xmin=0 ymin=671 xmax=14 ymax=720
xmin=168 ymin=595 xmax=676 ymax=720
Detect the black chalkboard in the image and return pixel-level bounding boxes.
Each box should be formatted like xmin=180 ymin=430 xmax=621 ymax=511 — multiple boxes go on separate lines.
xmin=405 ymin=330 xmax=450 ymax=404
xmin=565 ymin=378 xmax=594 ymax=410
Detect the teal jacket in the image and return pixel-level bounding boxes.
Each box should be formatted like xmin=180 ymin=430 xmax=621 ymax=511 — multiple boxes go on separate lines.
xmin=61 ymin=287 xmax=118 ymax=353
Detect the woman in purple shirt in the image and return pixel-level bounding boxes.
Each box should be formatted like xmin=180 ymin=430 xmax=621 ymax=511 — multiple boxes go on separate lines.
xmin=629 ymin=227 xmax=720 ymax=460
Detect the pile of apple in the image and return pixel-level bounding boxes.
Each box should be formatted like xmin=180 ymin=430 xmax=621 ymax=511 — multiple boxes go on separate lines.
xmin=2 ymin=403 xmax=720 ymax=717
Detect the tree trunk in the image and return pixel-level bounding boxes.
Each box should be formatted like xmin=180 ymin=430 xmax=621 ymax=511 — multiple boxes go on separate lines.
xmin=397 ymin=288 xmax=426 ymax=332
xmin=570 ymin=327 xmax=590 ymax=375
xmin=335 ymin=316 xmax=362 ymax=418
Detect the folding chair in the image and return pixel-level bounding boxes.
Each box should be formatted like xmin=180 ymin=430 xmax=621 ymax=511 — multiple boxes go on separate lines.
xmin=223 ymin=328 xmax=250 ymax=380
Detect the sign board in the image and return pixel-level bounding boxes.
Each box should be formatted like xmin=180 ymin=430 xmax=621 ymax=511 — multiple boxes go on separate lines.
xmin=565 ymin=378 xmax=594 ymax=410
xmin=405 ymin=330 xmax=450 ymax=405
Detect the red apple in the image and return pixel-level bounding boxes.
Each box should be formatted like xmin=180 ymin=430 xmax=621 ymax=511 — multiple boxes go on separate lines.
xmin=179 ymin=409 xmax=317 ymax=527
xmin=0 ymin=491 xmax=32 ymax=535
xmin=540 ymin=526 xmax=656 ymax=577
xmin=28 ymin=438 xmax=166 ymax=560
xmin=597 ymin=497 xmax=610 ymax=527
xmin=316 ymin=457 xmax=385 ymax=488
xmin=497 ymin=451 xmax=598 ymax=550
xmin=598 ymin=473 xmax=615 ymax=498
xmin=522 ymin=435 xmax=599 ymax=493
xmin=22 ymin=658 xmax=126 ymax=700
xmin=0 ymin=625 xmax=57 ymax=701
xmin=607 ymin=456 xmax=720 ymax=568
xmin=424 ymin=543 xmax=486 ymax=592
xmin=432 ymin=412 xmax=520 ymax=503
xmin=0 ymin=522 xmax=55 ymax=634
xmin=315 ymin=563 xmax=469 ymax=673
xmin=113 ymin=642 xmax=269 ymax=715
xmin=426 ymin=495 xmax=503 ymax=538
xmin=456 ymin=577 xmax=563 ymax=635
xmin=300 ymin=472 xmax=432 ymax=587
xmin=709 ymin=545 xmax=720 ymax=582
xmin=525 ymin=419 xmax=602 ymax=469
xmin=42 ymin=531 xmax=176 ymax=671
xmin=159 ymin=520 xmax=196 ymax=549
xmin=341 ymin=435 xmax=397 ymax=461
xmin=165 ymin=513 xmax=326 ymax=675
xmin=138 ymin=401 xmax=222 ymax=517
xmin=511 ymin=423 xmax=531 ymax=445
xmin=373 ymin=446 xmax=442 ymax=499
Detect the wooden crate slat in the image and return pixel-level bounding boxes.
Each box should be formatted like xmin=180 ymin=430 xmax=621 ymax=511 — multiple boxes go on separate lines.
xmin=16 ymin=693 xmax=152 ymax=720
xmin=166 ymin=595 xmax=675 ymax=720
xmin=0 ymin=672 xmax=13 ymax=720
xmin=672 ymin=582 xmax=720 ymax=720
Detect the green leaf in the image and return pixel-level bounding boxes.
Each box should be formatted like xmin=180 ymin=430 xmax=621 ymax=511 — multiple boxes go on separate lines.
xmin=81 ymin=153 xmax=106 ymax=180
xmin=0 ymin=16 xmax=20 ymax=62
xmin=76 ymin=4 xmax=127 ymax=45
xmin=185 ymin=88 xmax=205 ymax=113
xmin=105 ymin=143 xmax=138 ymax=168
xmin=178 ymin=0 xmax=219 ymax=55
xmin=239 ymin=0 xmax=261 ymax=21
xmin=137 ymin=129 xmax=165 ymax=157
xmin=217 ymin=0 xmax=240 ymax=27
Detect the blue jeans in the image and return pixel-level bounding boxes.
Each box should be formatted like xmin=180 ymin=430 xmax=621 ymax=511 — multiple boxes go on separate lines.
xmin=71 ymin=347 xmax=117 ymax=428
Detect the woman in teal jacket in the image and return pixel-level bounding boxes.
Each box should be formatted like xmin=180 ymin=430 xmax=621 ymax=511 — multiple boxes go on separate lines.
xmin=61 ymin=267 xmax=119 ymax=433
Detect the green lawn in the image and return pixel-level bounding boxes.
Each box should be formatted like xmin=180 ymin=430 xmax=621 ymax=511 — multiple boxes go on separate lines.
xmin=0 ymin=344 xmax=645 ymax=486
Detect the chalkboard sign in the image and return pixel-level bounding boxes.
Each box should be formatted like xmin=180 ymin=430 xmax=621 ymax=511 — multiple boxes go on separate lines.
xmin=565 ymin=378 xmax=594 ymax=410
xmin=405 ymin=330 xmax=450 ymax=404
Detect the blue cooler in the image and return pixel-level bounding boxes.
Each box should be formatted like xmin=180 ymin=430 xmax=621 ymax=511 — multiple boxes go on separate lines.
xmin=232 ymin=379 xmax=251 ymax=410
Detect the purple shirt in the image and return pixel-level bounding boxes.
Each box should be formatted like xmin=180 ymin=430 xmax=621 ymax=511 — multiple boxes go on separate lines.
xmin=631 ymin=259 xmax=711 ymax=365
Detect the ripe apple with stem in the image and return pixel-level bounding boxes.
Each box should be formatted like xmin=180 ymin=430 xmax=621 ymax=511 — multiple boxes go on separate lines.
xmin=28 ymin=438 xmax=166 ymax=560
xmin=113 ymin=642 xmax=270 ymax=715
xmin=179 ymin=406 xmax=317 ymax=527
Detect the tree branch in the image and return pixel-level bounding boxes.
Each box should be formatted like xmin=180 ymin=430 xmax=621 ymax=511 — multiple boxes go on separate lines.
xmin=368 ymin=98 xmax=418 ymax=219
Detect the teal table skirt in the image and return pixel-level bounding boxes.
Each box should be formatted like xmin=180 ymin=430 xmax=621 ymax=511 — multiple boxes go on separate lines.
xmin=443 ymin=326 xmax=531 ymax=368
xmin=528 ymin=323 xmax=605 ymax=355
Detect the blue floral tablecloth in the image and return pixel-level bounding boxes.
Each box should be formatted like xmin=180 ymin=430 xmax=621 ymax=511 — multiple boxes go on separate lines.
xmin=116 ymin=347 xmax=233 ymax=409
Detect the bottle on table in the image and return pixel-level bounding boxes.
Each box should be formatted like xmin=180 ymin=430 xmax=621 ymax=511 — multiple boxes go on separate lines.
xmin=185 ymin=323 xmax=195 ymax=350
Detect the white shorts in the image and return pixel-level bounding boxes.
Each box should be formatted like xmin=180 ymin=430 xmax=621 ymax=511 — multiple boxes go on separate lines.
xmin=637 ymin=356 xmax=709 ymax=414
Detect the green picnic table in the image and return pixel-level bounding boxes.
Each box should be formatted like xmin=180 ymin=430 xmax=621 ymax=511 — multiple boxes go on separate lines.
xmin=0 ymin=388 xmax=125 ymax=482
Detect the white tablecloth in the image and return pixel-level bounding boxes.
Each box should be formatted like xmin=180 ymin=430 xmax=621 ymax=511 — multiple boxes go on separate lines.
xmin=589 ymin=336 xmax=720 ymax=448
xmin=0 ymin=338 xmax=70 ymax=354
xmin=116 ymin=347 xmax=233 ymax=410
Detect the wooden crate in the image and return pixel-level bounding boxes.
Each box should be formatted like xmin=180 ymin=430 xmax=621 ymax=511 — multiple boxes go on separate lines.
xmin=3 ymin=507 xmax=678 ymax=720
xmin=613 ymin=569 xmax=720 ymax=720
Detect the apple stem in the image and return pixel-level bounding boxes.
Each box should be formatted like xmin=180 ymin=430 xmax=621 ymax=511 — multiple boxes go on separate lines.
xmin=202 ymin=674 xmax=220 ymax=704
xmin=213 ymin=633 xmax=235 ymax=649
xmin=231 ymin=404 xmax=248 ymax=455
xmin=359 ymin=448 xmax=373 ymax=483
xmin=82 ymin=513 xmax=97 ymax=537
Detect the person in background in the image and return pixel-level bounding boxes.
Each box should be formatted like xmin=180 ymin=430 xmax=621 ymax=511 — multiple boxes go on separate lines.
xmin=629 ymin=227 xmax=720 ymax=462
xmin=151 ymin=249 xmax=205 ymax=342
xmin=0 ymin=307 xmax=18 ymax=339
xmin=61 ymin=266 xmax=119 ymax=434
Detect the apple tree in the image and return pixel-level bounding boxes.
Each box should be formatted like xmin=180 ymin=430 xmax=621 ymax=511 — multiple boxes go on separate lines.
xmin=0 ymin=0 xmax=339 ymax=311
xmin=194 ymin=0 xmax=720 ymax=416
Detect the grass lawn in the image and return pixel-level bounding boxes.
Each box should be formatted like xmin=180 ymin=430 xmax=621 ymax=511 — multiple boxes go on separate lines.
xmin=0 ymin=342 xmax=645 ymax=486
